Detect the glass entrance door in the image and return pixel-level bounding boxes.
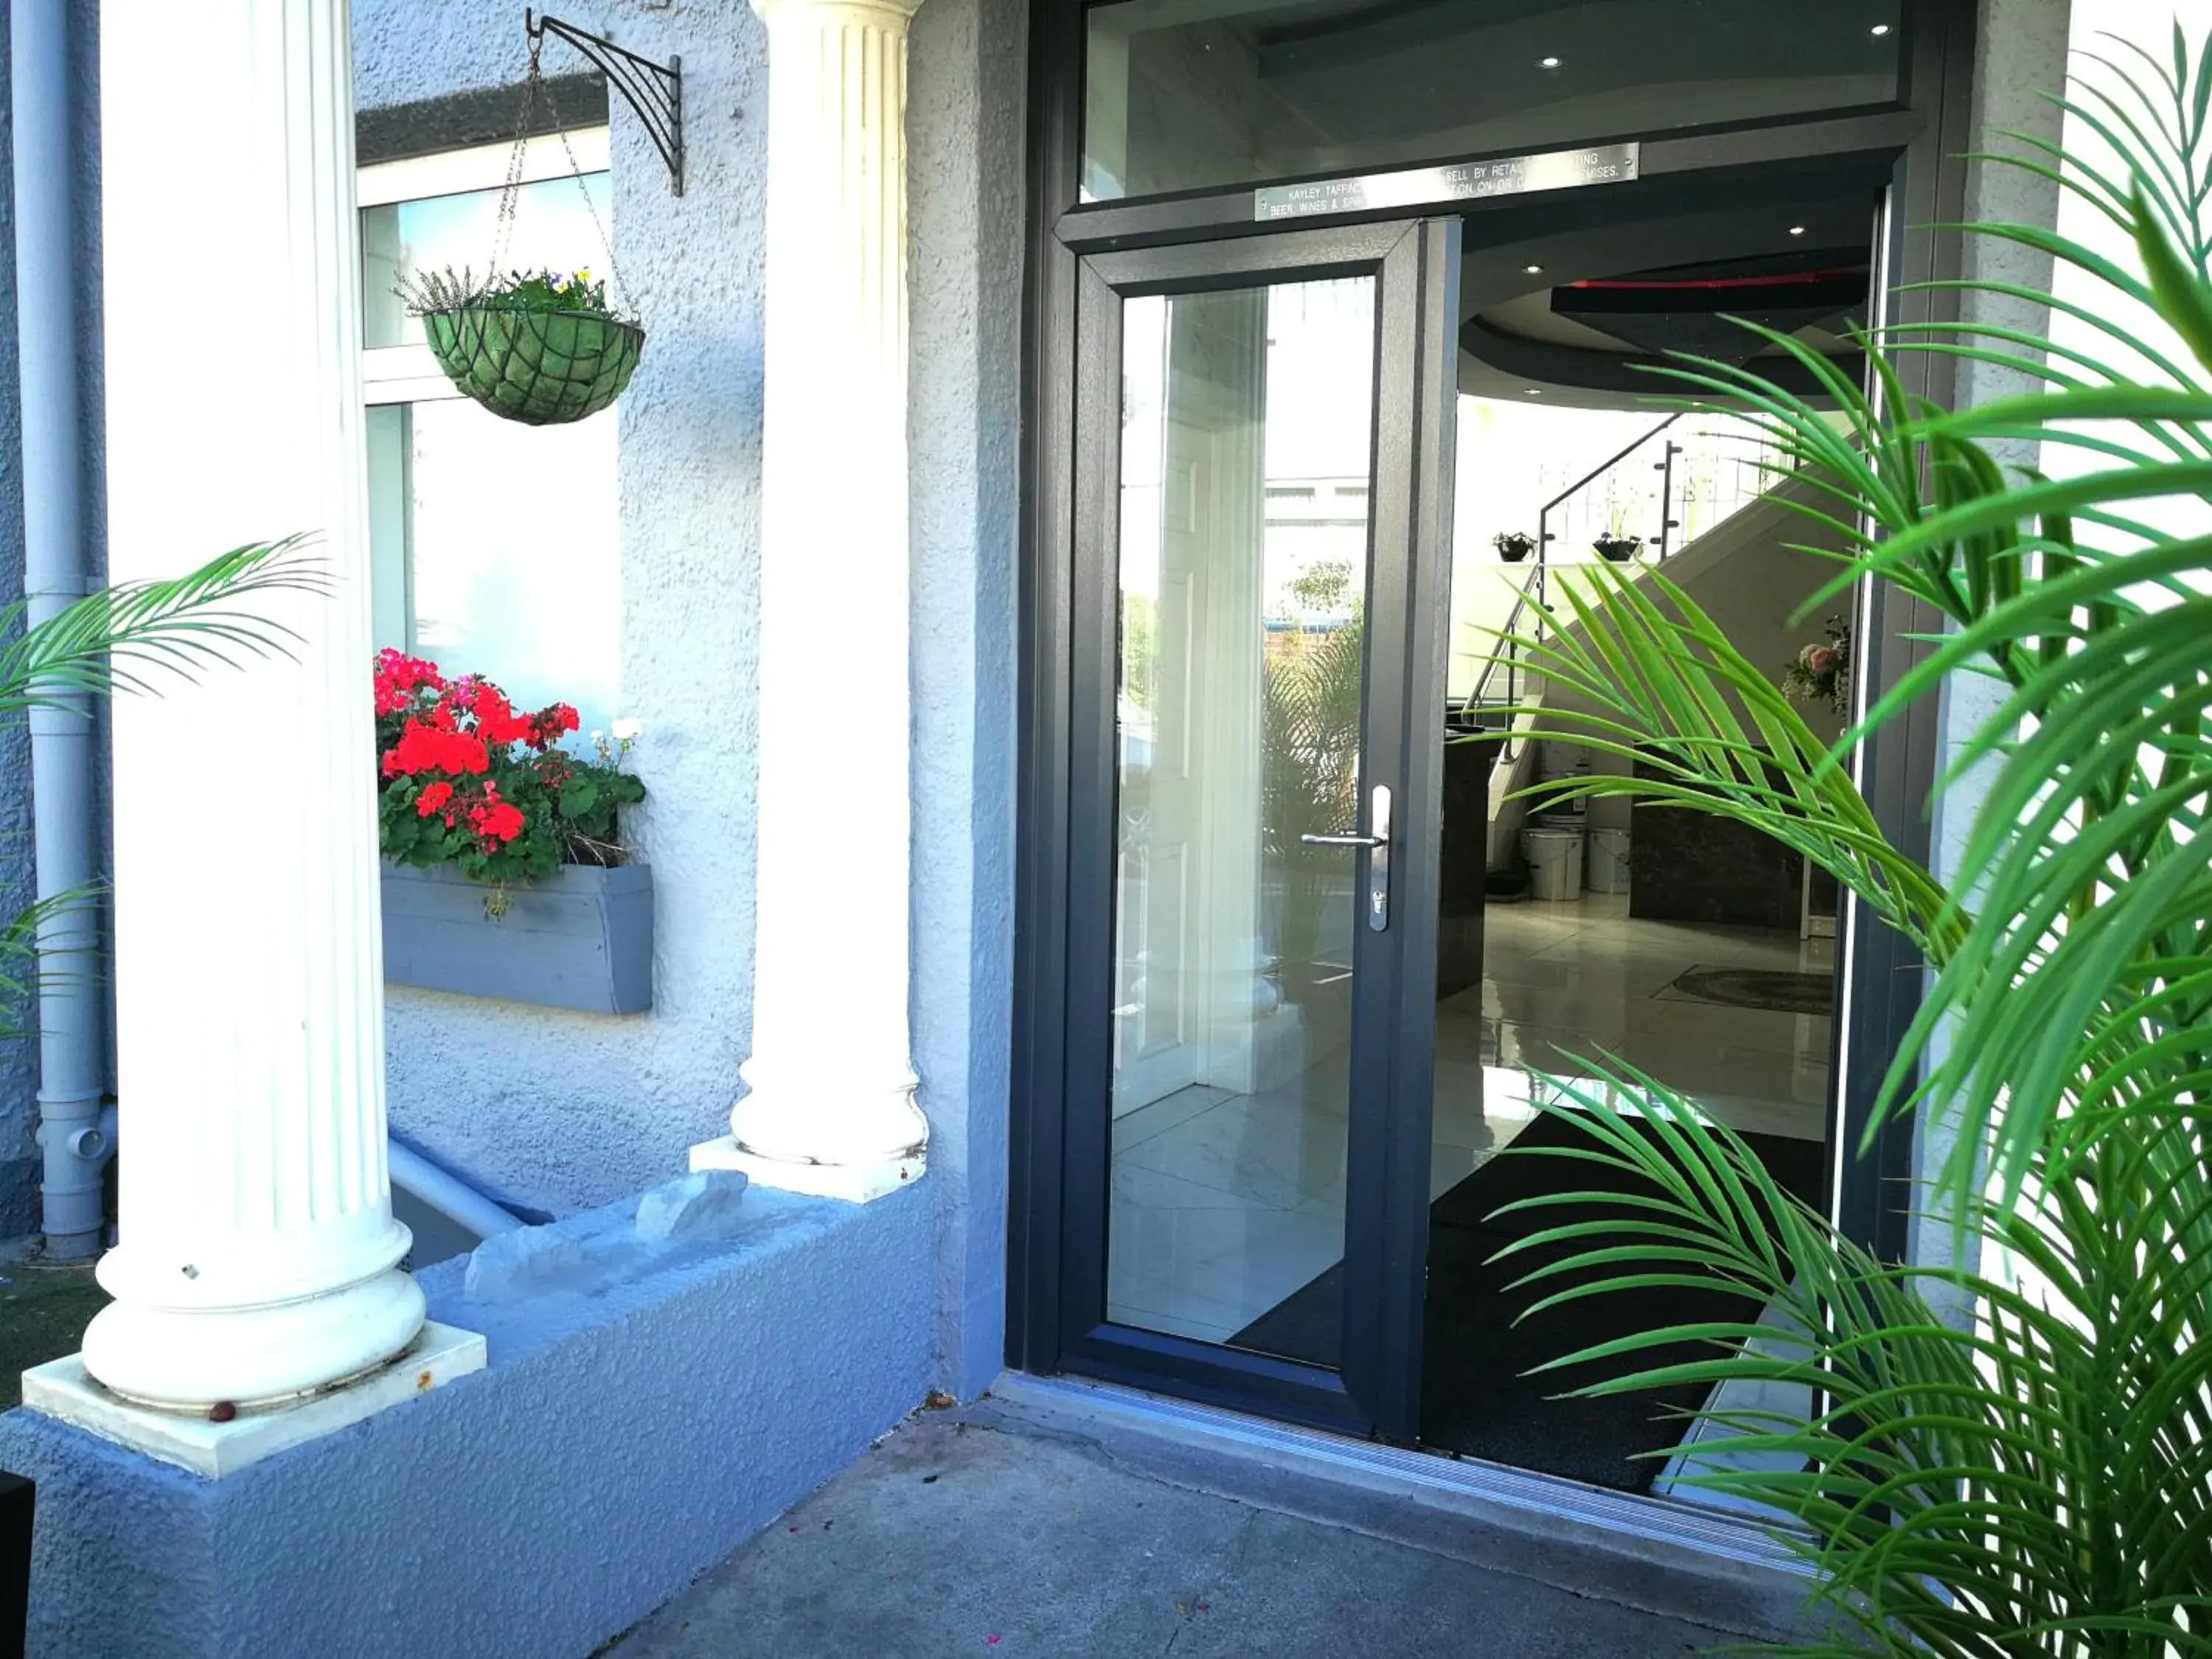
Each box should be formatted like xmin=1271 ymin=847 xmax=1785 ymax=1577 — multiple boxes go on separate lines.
xmin=1054 ymin=220 xmax=1459 ymax=1439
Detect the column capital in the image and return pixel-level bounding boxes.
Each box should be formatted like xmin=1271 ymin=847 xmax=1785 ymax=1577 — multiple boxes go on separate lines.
xmin=751 ymin=0 xmax=925 ymax=23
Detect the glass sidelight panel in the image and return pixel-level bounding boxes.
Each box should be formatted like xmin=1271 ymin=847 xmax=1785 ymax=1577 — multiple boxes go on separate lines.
xmin=1105 ymin=276 xmax=1378 ymax=1365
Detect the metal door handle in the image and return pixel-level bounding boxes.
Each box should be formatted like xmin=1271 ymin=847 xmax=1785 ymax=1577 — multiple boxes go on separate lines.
xmin=1297 ymin=785 xmax=1392 ymax=933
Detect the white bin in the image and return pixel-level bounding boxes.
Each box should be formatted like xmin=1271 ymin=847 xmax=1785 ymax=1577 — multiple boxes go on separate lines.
xmin=1524 ymin=827 xmax=1585 ymax=903
xmin=1587 ymin=827 xmax=1632 ymax=894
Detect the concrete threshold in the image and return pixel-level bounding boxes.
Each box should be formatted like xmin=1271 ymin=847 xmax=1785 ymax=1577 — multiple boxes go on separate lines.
xmin=973 ymin=1371 xmax=1818 ymax=1644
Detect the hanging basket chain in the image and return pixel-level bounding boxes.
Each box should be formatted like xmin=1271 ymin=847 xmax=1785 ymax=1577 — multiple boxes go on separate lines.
xmin=406 ymin=19 xmax=647 ymax=428
xmin=490 ymin=36 xmax=547 ymax=276
xmin=537 ymin=64 xmax=630 ymax=316
xmin=487 ymin=32 xmax=627 ymax=312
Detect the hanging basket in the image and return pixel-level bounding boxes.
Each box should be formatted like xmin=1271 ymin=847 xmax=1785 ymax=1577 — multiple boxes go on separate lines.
xmin=420 ymin=304 xmax=645 ymax=427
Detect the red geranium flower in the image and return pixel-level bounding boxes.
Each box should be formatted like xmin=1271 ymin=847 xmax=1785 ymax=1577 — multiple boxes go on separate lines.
xmin=382 ymin=720 xmax=491 ymax=779
xmin=373 ymin=648 xmax=447 ymax=714
xmin=376 ymin=655 xmax=639 ymax=880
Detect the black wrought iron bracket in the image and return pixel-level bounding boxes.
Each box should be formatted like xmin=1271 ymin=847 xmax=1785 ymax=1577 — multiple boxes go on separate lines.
xmin=526 ymin=11 xmax=684 ymax=195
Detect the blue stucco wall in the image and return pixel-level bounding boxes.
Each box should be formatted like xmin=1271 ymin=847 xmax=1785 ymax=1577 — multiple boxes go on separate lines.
xmin=0 ymin=1 xmax=111 ymax=1243
xmin=351 ymin=1 xmax=770 ymax=1218
xmin=0 ymin=2 xmax=38 ymax=1237
xmin=0 ymin=1180 xmax=934 ymax=1659
xmin=906 ymin=0 xmax=1026 ymax=1399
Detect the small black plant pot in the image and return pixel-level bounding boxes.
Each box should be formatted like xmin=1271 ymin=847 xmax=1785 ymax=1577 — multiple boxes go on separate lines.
xmin=1493 ymin=533 xmax=1536 ymax=563
xmin=1593 ymin=536 xmax=1643 ymax=563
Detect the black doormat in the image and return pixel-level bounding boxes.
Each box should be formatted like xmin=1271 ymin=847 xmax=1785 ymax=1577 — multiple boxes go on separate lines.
xmin=1665 ymin=965 xmax=1835 ymax=1015
xmin=1230 ymin=1112 xmax=1824 ymax=1493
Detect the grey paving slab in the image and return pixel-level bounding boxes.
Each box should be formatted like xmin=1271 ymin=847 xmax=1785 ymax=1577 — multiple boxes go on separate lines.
xmin=605 ymin=1413 xmax=1756 ymax=1658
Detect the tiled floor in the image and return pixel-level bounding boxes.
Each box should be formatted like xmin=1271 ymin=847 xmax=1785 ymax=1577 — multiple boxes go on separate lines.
xmin=1106 ymin=891 xmax=1837 ymax=1346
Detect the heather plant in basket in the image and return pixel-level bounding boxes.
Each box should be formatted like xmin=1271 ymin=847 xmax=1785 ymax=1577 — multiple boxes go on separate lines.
xmin=374 ymin=647 xmax=645 ymax=888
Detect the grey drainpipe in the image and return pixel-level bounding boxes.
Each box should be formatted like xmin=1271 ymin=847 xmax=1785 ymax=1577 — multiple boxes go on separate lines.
xmin=12 ymin=0 xmax=109 ymax=1260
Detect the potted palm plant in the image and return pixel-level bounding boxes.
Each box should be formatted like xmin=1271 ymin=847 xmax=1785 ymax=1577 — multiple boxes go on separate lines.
xmin=1486 ymin=31 xmax=2212 ymax=1655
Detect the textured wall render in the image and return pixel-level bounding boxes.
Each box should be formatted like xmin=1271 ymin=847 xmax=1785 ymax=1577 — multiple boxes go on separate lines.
xmin=355 ymin=5 xmax=1026 ymax=1370
xmin=353 ymin=1 xmax=769 ymax=1215
xmin=0 ymin=1182 xmax=933 ymax=1659
xmin=0 ymin=2 xmax=37 ymax=1237
xmin=907 ymin=0 xmax=1026 ymax=1397
xmin=1908 ymin=0 xmax=2072 ymax=1276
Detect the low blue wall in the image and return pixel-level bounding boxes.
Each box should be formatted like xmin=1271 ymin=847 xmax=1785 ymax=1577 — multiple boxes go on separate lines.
xmin=0 ymin=1181 xmax=933 ymax=1658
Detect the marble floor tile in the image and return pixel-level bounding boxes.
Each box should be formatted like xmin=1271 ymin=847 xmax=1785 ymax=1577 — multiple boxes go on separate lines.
xmin=1102 ymin=891 xmax=1840 ymax=1360
xmin=1115 ymin=1075 xmax=1352 ymax=1212
xmin=1113 ymin=1084 xmax=1237 ymax=1156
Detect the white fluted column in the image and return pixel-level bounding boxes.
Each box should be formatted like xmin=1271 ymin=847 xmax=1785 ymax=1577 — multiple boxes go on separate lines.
xmin=75 ymin=0 xmax=430 ymax=1411
xmin=694 ymin=0 xmax=928 ymax=1201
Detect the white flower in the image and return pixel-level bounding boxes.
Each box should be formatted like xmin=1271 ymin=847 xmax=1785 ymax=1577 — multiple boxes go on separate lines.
xmin=589 ymin=729 xmax=607 ymax=747
xmin=609 ymin=717 xmax=643 ymax=742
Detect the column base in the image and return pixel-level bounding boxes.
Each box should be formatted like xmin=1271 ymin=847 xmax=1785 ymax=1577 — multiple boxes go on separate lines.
xmin=85 ymin=1254 xmax=429 ymax=1410
xmin=21 ymin=1320 xmax=487 ymax=1479
xmin=689 ymin=1135 xmax=922 ymax=1203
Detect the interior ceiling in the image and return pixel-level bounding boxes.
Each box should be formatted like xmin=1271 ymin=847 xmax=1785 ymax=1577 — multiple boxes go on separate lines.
xmin=1455 ymin=177 xmax=1877 ymax=408
xmin=1242 ymin=0 xmax=1903 ymax=142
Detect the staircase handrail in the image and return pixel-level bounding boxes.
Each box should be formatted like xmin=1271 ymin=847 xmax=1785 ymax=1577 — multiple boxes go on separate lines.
xmin=1537 ymin=411 xmax=1685 ymax=521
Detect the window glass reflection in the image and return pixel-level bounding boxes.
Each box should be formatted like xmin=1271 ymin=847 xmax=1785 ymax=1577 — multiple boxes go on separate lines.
xmin=365 ymin=399 xmax=621 ymax=733
xmin=363 ymin=173 xmax=612 ymax=348
xmin=1107 ymin=277 xmax=1378 ymax=1366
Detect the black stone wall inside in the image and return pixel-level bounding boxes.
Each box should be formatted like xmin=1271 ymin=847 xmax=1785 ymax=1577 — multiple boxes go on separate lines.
xmin=1436 ymin=736 xmax=1496 ymax=1000
xmin=1629 ymin=758 xmax=1801 ymax=931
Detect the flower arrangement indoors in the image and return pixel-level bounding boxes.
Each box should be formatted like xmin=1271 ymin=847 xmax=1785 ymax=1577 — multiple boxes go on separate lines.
xmin=1781 ymin=615 xmax=1851 ymax=714
xmin=373 ymin=648 xmax=646 ymax=905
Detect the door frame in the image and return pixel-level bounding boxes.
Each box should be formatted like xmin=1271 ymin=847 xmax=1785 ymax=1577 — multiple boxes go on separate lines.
xmin=1050 ymin=218 xmax=1459 ymax=1439
xmin=1011 ymin=0 xmax=1977 ymax=1423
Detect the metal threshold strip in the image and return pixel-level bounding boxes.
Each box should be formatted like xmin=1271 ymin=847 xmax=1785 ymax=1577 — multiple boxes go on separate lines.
xmin=979 ymin=1371 xmax=1815 ymax=1642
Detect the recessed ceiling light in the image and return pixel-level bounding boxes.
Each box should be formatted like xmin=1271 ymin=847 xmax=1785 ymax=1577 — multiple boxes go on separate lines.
xmin=1789 ymin=224 xmax=1807 ymax=236
xmin=1871 ymin=22 xmax=1892 ymax=35
xmin=1524 ymin=263 xmax=1545 ymax=274
xmin=1538 ymin=55 xmax=1562 ymax=69
xmin=1523 ymin=387 xmax=1543 ymax=396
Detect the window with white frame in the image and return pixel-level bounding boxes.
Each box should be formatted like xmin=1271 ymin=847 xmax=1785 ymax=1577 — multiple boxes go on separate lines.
xmin=359 ymin=131 xmax=622 ymax=733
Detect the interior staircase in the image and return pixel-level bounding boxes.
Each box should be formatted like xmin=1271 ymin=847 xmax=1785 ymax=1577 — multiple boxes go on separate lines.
xmin=1455 ymin=412 xmax=1846 ymax=871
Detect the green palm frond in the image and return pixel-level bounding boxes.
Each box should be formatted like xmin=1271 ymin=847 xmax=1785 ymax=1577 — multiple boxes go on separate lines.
xmin=0 ymin=883 xmax=105 ymax=1043
xmin=1477 ymin=564 xmax=1958 ymax=961
xmin=1487 ymin=20 xmax=2212 ymax=1654
xmin=0 ymin=536 xmax=330 ymax=714
xmin=0 ymin=538 xmax=319 ymax=1054
xmin=1500 ymin=1069 xmax=2212 ymax=1656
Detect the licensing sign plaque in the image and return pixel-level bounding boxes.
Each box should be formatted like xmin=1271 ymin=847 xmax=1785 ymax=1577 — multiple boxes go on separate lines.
xmin=1254 ymin=142 xmax=1640 ymax=221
